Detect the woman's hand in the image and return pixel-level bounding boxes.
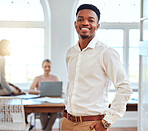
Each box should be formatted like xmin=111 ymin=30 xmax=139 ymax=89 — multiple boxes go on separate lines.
xmin=89 ymin=121 xmax=108 ymax=131
xmin=28 ymin=90 xmax=40 ymax=95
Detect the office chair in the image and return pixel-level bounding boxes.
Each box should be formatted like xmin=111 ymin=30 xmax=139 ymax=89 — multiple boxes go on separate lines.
xmin=0 ymin=96 xmax=27 ymax=131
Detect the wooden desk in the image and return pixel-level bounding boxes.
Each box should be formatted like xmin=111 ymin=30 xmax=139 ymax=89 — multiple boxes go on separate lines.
xmin=126 ymin=103 xmax=137 ymax=111
xmin=22 ymin=99 xmax=65 ymax=130
xmin=23 ymin=99 xmax=137 ymax=114
xmin=23 ymin=99 xmax=65 ymax=114
xmin=108 ymin=92 xmax=138 ymax=111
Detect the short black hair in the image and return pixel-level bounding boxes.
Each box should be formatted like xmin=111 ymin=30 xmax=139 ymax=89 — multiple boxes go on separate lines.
xmin=76 ymin=4 xmax=101 ymax=21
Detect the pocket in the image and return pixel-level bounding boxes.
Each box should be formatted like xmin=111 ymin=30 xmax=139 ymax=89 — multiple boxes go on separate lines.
xmin=89 ymin=128 xmax=95 ymax=131
xmin=61 ymin=117 xmax=73 ymax=131
xmin=61 ymin=117 xmax=65 ymax=128
xmin=61 ymin=117 xmax=70 ymax=129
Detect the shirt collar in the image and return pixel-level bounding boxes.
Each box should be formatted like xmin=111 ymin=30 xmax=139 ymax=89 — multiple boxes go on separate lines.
xmin=74 ymin=36 xmax=98 ymax=51
xmin=87 ymin=36 xmax=98 ymax=49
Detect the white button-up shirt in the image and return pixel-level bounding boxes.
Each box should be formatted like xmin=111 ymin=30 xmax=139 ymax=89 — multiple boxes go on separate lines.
xmin=65 ymin=36 xmax=132 ymax=124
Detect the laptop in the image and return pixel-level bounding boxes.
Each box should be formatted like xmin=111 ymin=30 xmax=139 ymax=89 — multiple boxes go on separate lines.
xmin=40 ymin=81 xmax=62 ymax=97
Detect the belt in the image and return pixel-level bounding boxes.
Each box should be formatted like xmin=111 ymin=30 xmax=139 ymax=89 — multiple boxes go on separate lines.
xmin=63 ymin=110 xmax=105 ymax=122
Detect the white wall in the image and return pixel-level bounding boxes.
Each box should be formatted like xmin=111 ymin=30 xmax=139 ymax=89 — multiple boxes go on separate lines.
xmin=47 ymin=0 xmax=79 ymax=92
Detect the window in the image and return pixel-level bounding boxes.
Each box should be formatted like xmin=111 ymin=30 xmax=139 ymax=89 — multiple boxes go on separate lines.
xmin=77 ymin=0 xmax=140 ymax=22
xmin=3 ymin=28 xmax=44 ymax=83
xmin=0 ymin=0 xmax=44 ymax=21
xmin=0 ymin=0 xmax=50 ymax=84
xmin=75 ymin=0 xmax=140 ymax=90
xmin=129 ymin=29 xmax=139 ymax=85
xmin=96 ymin=29 xmax=124 ymax=63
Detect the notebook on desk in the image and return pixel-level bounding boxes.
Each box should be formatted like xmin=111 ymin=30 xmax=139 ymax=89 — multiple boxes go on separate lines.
xmin=40 ymin=81 xmax=62 ymax=97
xmin=15 ymin=94 xmax=40 ymax=99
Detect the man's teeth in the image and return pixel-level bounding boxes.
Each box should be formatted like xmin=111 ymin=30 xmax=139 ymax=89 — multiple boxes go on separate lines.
xmin=81 ymin=28 xmax=89 ymax=31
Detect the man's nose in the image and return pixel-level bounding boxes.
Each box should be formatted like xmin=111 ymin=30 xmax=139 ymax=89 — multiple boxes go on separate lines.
xmin=82 ymin=20 xmax=89 ymax=25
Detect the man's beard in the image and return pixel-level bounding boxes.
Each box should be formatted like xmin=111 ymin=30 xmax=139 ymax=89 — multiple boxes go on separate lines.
xmin=80 ymin=35 xmax=89 ymax=39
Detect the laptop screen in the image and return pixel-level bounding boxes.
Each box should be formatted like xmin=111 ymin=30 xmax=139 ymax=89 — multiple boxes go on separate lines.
xmin=40 ymin=81 xmax=62 ymax=97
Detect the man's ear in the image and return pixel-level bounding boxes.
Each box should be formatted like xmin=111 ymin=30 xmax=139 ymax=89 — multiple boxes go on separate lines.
xmin=96 ymin=23 xmax=100 ymax=30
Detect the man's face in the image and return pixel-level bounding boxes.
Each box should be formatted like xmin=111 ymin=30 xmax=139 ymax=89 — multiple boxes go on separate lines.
xmin=75 ymin=9 xmax=100 ymax=39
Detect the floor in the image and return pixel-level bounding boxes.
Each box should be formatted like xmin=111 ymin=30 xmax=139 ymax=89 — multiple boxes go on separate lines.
xmin=31 ymin=127 xmax=137 ymax=131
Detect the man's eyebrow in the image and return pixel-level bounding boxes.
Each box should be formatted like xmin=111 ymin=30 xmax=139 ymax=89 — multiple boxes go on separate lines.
xmin=77 ymin=16 xmax=83 ymax=18
xmin=77 ymin=16 xmax=95 ymax=19
xmin=89 ymin=17 xmax=95 ymax=19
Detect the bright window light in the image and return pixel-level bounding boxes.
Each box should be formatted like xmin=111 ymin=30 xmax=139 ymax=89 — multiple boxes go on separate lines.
xmin=77 ymin=0 xmax=140 ymax=22
xmin=1 ymin=28 xmax=44 ymax=83
xmin=0 ymin=0 xmax=44 ymax=21
xmin=0 ymin=0 xmax=46 ymax=85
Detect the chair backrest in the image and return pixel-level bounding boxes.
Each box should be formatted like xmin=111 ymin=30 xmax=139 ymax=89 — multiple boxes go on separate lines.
xmin=0 ymin=96 xmax=26 ymax=131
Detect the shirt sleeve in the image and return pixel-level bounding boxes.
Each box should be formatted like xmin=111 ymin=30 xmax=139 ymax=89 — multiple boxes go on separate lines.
xmin=101 ymin=47 xmax=133 ymax=124
xmin=65 ymin=49 xmax=70 ymax=108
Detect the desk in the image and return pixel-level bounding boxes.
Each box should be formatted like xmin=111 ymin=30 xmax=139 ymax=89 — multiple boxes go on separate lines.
xmin=22 ymin=97 xmax=137 ymax=130
xmin=126 ymin=103 xmax=137 ymax=111
xmin=22 ymin=99 xmax=65 ymax=130
xmin=20 ymin=91 xmax=138 ymax=113
xmin=23 ymin=99 xmax=65 ymax=114
xmin=22 ymin=99 xmax=137 ymax=114
xmin=108 ymin=103 xmax=137 ymax=111
xmin=108 ymin=92 xmax=138 ymax=111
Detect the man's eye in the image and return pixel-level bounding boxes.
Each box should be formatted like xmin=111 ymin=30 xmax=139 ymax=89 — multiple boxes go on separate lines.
xmin=89 ymin=20 xmax=94 ymax=22
xmin=78 ymin=19 xmax=83 ymax=22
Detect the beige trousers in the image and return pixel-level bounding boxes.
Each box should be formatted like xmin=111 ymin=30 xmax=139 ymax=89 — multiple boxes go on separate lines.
xmin=61 ymin=117 xmax=108 ymax=131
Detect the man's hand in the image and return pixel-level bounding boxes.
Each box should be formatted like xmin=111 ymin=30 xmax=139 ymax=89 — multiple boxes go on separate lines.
xmin=89 ymin=121 xmax=107 ymax=131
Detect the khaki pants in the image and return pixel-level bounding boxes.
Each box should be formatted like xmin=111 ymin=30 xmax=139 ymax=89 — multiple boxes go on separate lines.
xmin=61 ymin=117 xmax=108 ymax=131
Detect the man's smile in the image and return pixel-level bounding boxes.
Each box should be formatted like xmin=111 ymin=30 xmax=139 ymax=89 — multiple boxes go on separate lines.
xmin=80 ymin=27 xmax=89 ymax=31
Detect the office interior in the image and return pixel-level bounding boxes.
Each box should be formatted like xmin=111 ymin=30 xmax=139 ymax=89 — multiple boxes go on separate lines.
xmin=0 ymin=0 xmax=148 ymax=130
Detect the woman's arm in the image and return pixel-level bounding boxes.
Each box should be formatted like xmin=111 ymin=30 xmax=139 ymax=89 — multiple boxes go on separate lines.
xmin=28 ymin=90 xmax=40 ymax=95
xmin=28 ymin=77 xmax=40 ymax=95
xmin=55 ymin=76 xmax=59 ymax=81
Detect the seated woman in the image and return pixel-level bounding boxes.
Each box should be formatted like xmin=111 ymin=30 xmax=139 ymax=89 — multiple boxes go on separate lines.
xmin=28 ymin=59 xmax=58 ymax=131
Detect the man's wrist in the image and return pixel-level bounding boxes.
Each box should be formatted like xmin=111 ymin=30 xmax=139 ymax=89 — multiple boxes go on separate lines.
xmin=101 ymin=119 xmax=111 ymax=128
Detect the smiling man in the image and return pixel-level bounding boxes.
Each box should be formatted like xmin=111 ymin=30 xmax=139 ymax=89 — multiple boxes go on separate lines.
xmin=61 ymin=4 xmax=132 ymax=131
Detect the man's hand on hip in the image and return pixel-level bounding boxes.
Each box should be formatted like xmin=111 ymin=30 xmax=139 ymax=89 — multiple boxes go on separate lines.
xmin=89 ymin=121 xmax=108 ymax=131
